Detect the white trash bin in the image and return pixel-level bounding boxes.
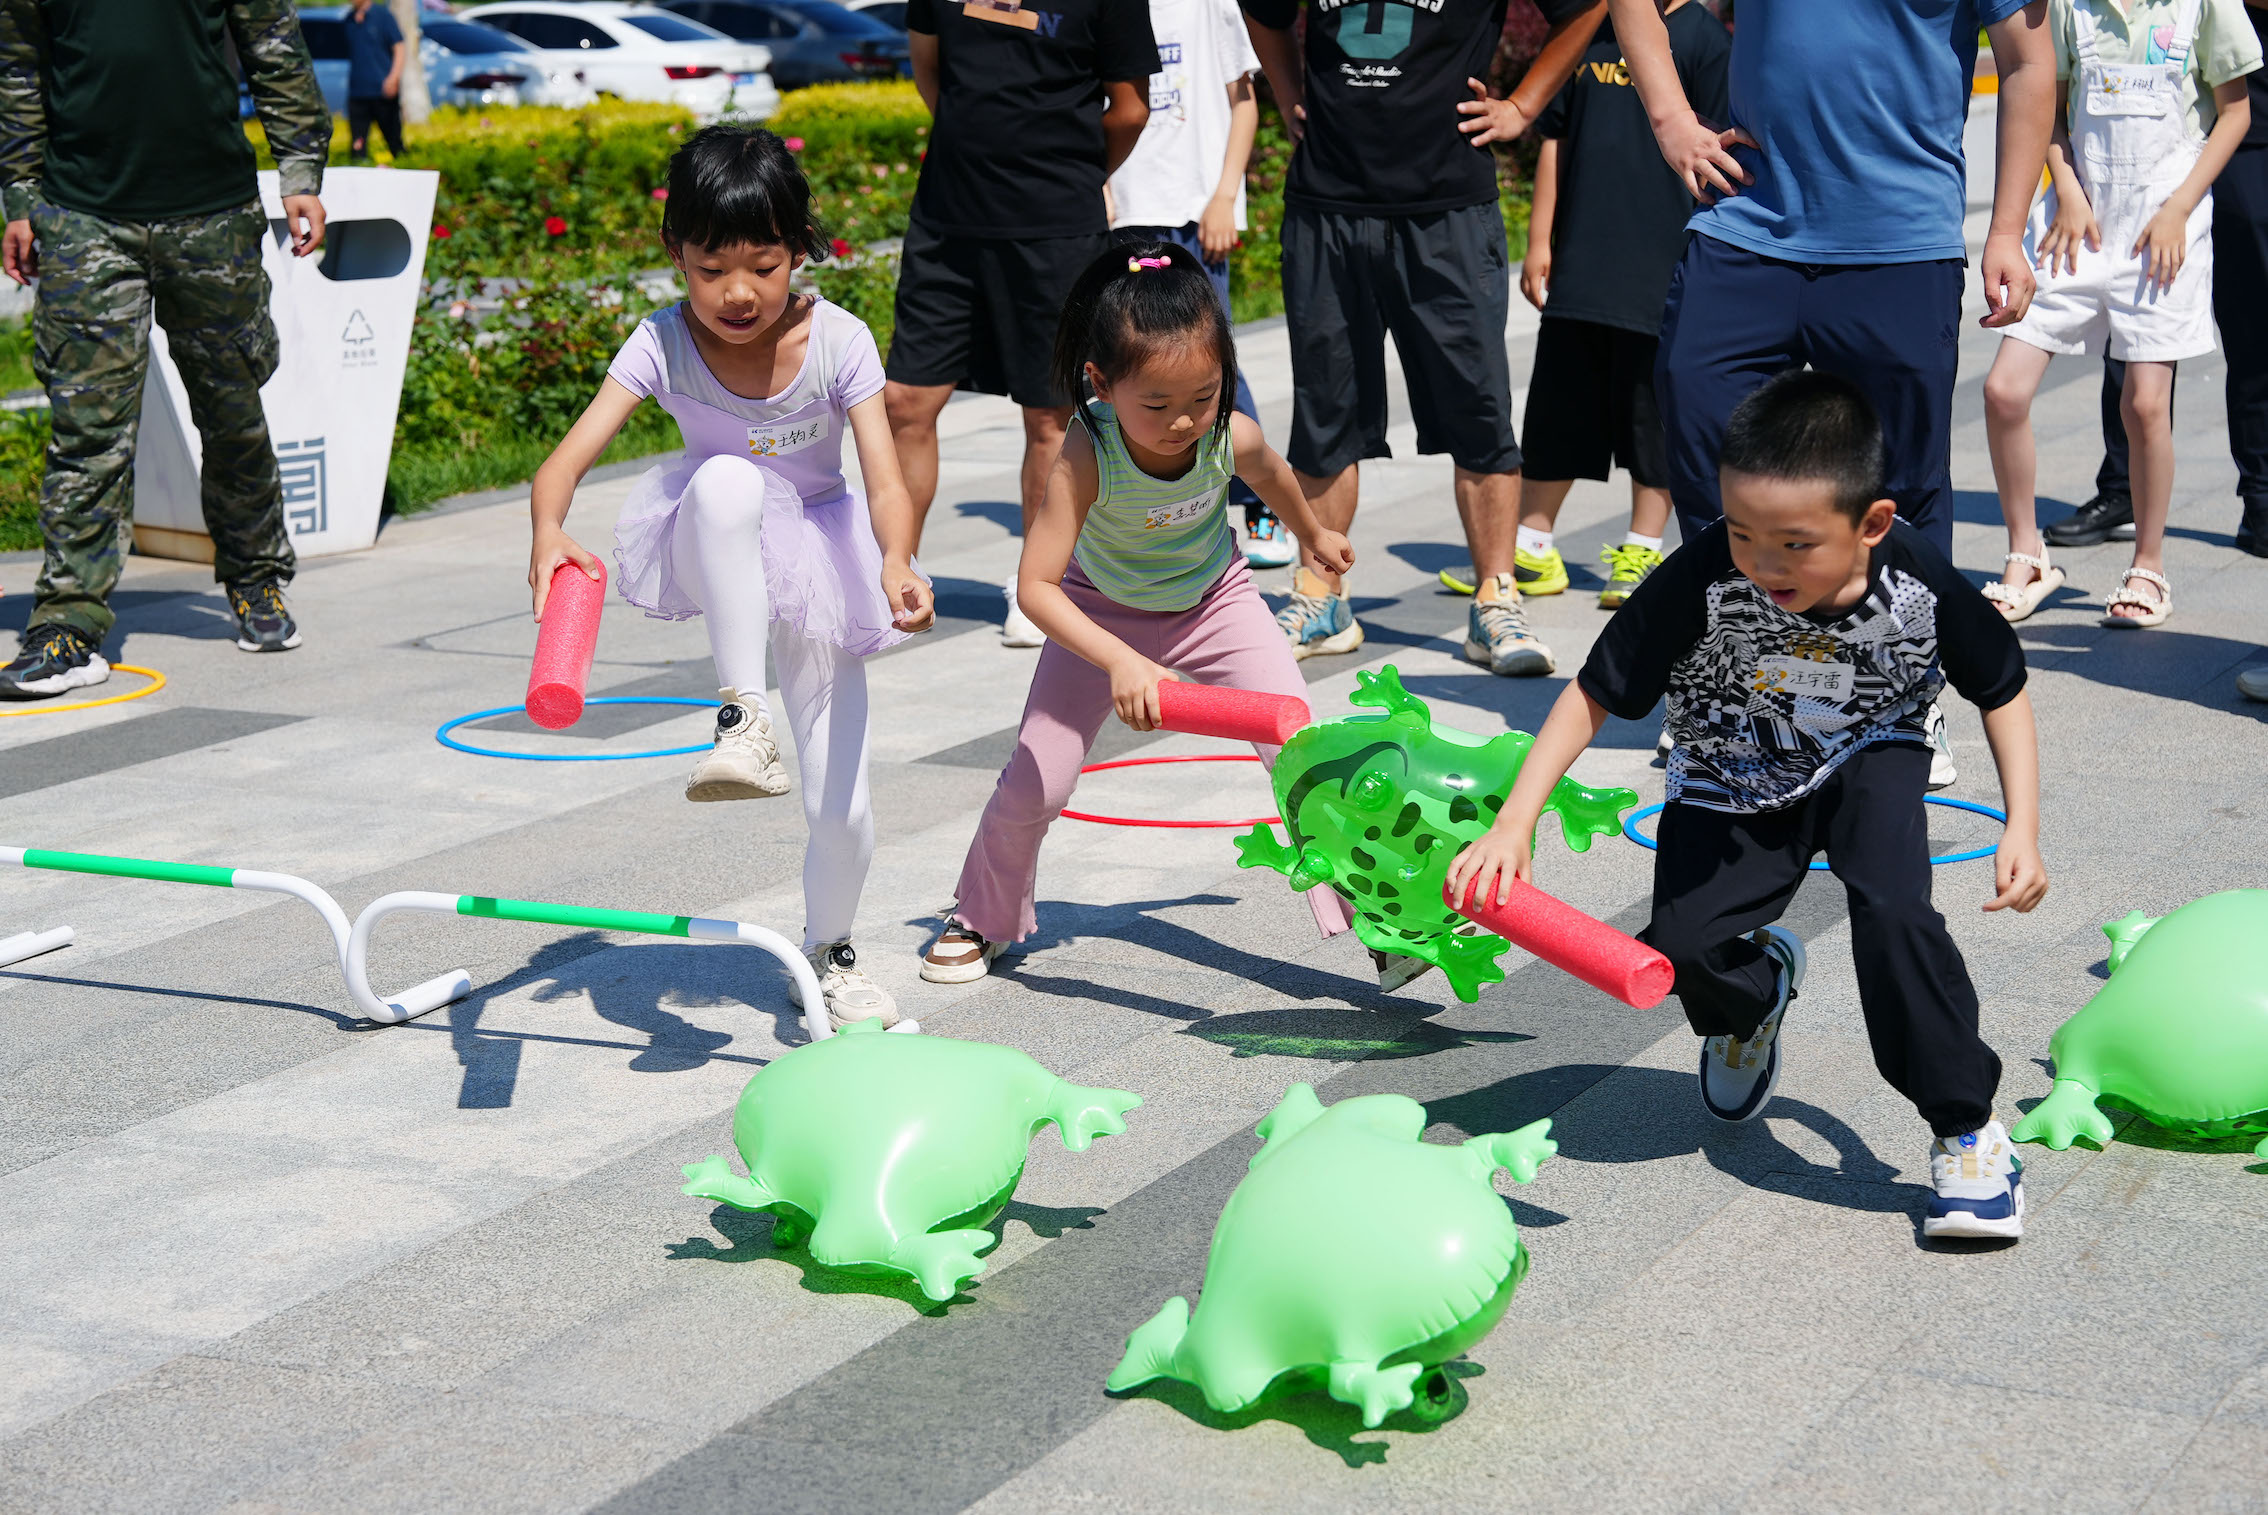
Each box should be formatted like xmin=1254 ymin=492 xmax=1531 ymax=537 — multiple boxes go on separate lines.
xmin=131 ymin=167 xmax=439 ymax=562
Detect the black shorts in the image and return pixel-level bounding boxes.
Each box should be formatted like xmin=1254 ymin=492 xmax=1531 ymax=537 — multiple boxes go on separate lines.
xmin=1279 ymin=201 xmax=1519 ymax=477
xmin=1520 ymin=317 xmax=1669 ymax=488
xmin=884 ymin=219 xmax=1107 ymax=409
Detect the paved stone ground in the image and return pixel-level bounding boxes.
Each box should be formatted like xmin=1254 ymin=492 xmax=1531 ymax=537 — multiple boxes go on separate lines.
xmin=4 ymin=105 xmax=2266 ymax=1513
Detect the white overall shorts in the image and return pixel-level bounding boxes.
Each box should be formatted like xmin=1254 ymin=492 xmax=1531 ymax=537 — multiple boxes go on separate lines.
xmin=2009 ymin=0 xmax=2220 ymax=362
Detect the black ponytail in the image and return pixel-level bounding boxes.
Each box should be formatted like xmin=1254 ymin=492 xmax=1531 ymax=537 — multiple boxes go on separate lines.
xmin=1050 ymin=240 xmax=1237 ymax=433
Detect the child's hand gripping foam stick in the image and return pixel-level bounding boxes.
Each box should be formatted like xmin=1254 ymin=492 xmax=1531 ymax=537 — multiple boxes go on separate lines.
xmin=1154 ymin=680 xmax=1312 ymax=746
xmin=527 ymin=561 xmax=608 ymax=730
xmin=1446 ymin=875 xmax=1675 ymax=1010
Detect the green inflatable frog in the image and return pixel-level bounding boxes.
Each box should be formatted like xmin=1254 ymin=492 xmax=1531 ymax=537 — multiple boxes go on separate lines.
xmin=2012 ymin=890 xmax=2268 ymax=1158
xmin=682 ymin=1021 xmax=1142 ymax=1300
xmin=1235 ymin=666 xmax=1637 ymax=1001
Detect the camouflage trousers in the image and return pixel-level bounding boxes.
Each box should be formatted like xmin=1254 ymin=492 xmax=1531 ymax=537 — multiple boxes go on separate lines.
xmin=28 ymin=198 xmax=294 ymax=644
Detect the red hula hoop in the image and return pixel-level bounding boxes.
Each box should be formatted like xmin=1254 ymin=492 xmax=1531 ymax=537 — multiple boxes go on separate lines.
xmin=1059 ymin=753 xmax=1283 ymax=829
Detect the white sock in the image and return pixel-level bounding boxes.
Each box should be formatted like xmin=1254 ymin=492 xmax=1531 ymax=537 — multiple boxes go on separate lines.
xmin=1516 ymin=525 xmax=1554 ymax=556
xmin=1623 ymin=531 xmax=1664 ymax=552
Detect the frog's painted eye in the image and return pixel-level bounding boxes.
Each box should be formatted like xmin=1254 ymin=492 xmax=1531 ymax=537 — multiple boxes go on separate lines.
xmin=1349 ymin=770 xmax=1394 ymax=812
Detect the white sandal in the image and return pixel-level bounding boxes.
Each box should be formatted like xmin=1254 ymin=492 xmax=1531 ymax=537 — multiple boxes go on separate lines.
xmin=2101 ymin=566 xmax=2172 ymax=628
xmin=1980 ymin=549 xmax=2065 ymax=622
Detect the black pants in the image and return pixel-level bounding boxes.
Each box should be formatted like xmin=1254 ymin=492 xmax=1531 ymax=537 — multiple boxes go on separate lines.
xmin=347 ymin=96 xmax=404 ymax=159
xmin=2215 ymin=145 xmax=2268 ymax=509
xmin=1641 ymin=743 xmax=2001 ymax=1137
xmin=1657 ymin=234 xmax=1962 ymax=557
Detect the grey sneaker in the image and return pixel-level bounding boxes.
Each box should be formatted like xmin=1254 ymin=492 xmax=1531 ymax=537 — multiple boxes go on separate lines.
xmin=2238 ymin=666 xmax=2268 ymax=702
xmin=1699 ymin=925 xmax=1806 ymax=1123
xmin=685 ymin=691 xmax=791 ymax=802
xmin=227 ymin=579 xmax=302 ymax=652
xmin=1463 ymin=575 xmax=1554 ymax=677
xmin=1277 ymin=586 xmax=1364 ymax=660
xmin=0 ymin=624 xmax=108 ymax=701
xmin=788 ymin=940 xmax=900 ymax=1029
xmin=1924 ymin=700 xmax=1956 ymax=791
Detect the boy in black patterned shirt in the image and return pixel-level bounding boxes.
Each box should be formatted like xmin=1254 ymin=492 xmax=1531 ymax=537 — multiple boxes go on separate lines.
xmin=1450 ymin=371 xmax=2049 ymax=1242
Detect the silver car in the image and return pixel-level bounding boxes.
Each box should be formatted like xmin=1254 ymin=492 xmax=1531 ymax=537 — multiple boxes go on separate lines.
xmin=297 ymin=8 xmax=600 ymax=110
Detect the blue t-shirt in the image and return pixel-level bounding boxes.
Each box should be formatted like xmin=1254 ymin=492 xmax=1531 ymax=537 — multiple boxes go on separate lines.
xmin=346 ymin=5 xmax=406 ymax=100
xmin=1692 ymin=0 xmax=2028 ymax=264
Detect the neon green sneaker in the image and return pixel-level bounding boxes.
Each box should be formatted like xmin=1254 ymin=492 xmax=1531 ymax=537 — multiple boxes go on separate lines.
xmin=1514 ymin=545 xmax=1568 ymax=597
xmin=1597 ymin=541 xmax=1665 ymax=609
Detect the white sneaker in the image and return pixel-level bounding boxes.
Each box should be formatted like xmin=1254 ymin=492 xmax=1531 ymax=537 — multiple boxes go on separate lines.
xmin=788 ymin=940 xmax=901 ymax=1029
xmin=1698 ymin=925 xmax=1805 ymax=1123
xmin=1242 ymin=512 xmax=1299 ymax=568
xmin=1924 ymin=700 xmax=1956 ymax=791
xmin=685 ymin=690 xmax=791 ymax=802
xmin=1924 ymin=1119 xmax=2024 ymax=1240
xmin=1001 ymin=578 xmax=1045 ymax=648
xmin=920 ymin=920 xmax=1007 ymax=983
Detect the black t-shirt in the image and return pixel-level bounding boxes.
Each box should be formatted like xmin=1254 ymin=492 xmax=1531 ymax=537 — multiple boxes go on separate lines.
xmin=1242 ymin=0 xmax=1596 ymax=215
xmin=1533 ymin=4 xmax=1728 ymax=334
xmin=1578 ymin=521 xmax=2026 ymax=814
xmin=905 ymin=0 xmax=1160 ymax=238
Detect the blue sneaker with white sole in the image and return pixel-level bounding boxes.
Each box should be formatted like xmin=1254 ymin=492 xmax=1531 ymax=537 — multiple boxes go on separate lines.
xmin=1699 ymin=925 xmax=1806 ymax=1123
xmin=1925 ymin=1120 xmax=2024 ymax=1240
xmin=1277 ymin=588 xmax=1363 ymax=660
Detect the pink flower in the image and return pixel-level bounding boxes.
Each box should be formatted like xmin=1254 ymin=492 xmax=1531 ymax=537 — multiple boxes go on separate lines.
xmin=651 ymin=187 xmax=669 ymax=200
xmin=829 ymin=237 xmax=852 ymax=258
xmin=432 ymin=223 xmax=452 ymax=239
xmin=872 ymin=164 xmax=888 ymax=179
xmin=784 ymin=136 xmax=805 ymax=151
xmin=543 ymin=215 xmax=567 ymax=237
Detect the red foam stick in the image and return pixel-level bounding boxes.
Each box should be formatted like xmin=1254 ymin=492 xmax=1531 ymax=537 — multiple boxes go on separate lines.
xmin=527 ymin=560 xmax=607 ymax=730
xmin=1155 ymin=681 xmax=1311 ymax=746
xmin=1446 ymin=875 xmax=1674 ymax=1010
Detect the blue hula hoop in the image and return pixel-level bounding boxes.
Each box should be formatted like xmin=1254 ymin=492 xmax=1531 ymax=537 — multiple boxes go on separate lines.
xmin=1621 ymin=795 xmax=2009 ymax=869
xmin=436 ymin=697 xmax=718 ymax=761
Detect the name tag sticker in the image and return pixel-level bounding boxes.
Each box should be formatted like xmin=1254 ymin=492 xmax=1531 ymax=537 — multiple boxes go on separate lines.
xmin=963 ymin=0 xmax=1038 ymax=28
xmin=747 ymin=413 xmax=829 ymax=458
xmin=2086 ymin=63 xmax=2173 ymax=117
xmin=1753 ymin=656 xmax=1855 ymax=703
xmin=1141 ymin=490 xmax=1216 ymax=531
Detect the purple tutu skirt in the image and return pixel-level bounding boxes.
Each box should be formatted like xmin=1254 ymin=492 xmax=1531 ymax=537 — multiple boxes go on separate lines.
xmin=611 ymin=455 xmax=912 ymax=657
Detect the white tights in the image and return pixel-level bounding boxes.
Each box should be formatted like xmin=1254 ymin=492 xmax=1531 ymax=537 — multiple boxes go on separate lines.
xmin=670 ymin=455 xmax=875 ymax=949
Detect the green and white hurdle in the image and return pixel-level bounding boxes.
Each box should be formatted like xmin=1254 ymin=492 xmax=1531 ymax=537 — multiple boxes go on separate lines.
xmin=0 ymin=847 xmax=902 ymax=1042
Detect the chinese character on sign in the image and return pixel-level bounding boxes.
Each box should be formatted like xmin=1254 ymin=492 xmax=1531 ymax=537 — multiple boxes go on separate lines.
xmin=278 ymin=437 xmax=327 ymax=536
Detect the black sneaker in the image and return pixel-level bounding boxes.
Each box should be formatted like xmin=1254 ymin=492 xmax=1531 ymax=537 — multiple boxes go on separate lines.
xmin=0 ymin=624 xmax=109 ymax=701
xmin=2235 ymin=499 xmax=2268 ymax=559
xmin=2043 ymin=492 xmax=2135 ymax=547
xmin=227 ymin=580 xmax=302 ymax=652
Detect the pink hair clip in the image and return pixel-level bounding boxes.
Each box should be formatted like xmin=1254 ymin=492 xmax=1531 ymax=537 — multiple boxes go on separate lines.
xmin=1127 ymin=255 xmax=1171 ymax=272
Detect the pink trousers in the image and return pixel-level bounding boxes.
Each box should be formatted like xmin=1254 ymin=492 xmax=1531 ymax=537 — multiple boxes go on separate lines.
xmin=951 ymin=558 xmax=1356 ymax=945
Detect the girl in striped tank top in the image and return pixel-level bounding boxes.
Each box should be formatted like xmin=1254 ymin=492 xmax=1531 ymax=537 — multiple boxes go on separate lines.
xmin=921 ymin=242 xmax=1358 ymax=985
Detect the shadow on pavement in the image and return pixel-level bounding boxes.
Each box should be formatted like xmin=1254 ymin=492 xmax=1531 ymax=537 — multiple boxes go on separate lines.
xmin=1109 ymin=1359 xmax=1485 ymax=1468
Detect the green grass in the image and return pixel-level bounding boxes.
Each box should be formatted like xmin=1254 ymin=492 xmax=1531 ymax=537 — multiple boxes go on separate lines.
xmin=0 ymin=319 xmax=33 ymax=394
xmin=384 ymin=406 xmax=683 ymax=516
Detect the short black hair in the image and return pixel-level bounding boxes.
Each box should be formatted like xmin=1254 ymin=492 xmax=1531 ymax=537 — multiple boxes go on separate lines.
xmin=1719 ymin=370 xmax=1886 ymax=524
xmin=1051 ymin=240 xmax=1237 ymax=434
xmin=660 ymin=124 xmax=829 ymax=261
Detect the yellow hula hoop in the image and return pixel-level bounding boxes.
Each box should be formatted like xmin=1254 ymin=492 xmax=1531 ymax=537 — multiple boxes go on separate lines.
xmin=0 ymin=664 xmax=167 ymax=718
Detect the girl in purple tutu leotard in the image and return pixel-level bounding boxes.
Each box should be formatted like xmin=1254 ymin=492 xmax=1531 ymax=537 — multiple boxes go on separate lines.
xmin=527 ymin=125 xmax=933 ymax=1030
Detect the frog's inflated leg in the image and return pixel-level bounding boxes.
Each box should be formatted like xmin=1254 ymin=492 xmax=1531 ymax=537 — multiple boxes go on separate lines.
xmin=1348 ymin=666 xmax=1430 ymax=724
xmin=1436 ymin=929 xmax=1511 ymax=1004
xmin=2102 ymin=911 xmax=2161 ymax=974
xmin=888 ymin=1228 xmax=997 ymax=1302
xmin=1544 ymin=778 xmax=1641 ymax=852
xmin=1465 ymin=1118 xmax=1558 ymax=1185
xmin=2254 ymin=1134 xmax=2268 ymax=1161
xmin=681 ymin=1154 xmax=779 ymax=1212
xmin=1047 ymin=1082 xmax=1143 ymax=1151
xmin=1105 ymin=1296 xmax=1191 ymax=1393
xmin=1235 ymin=824 xmax=1297 ymax=877
xmin=1253 ymin=1082 xmax=1326 ymax=1161
xmin=2010 ymin=1080 xmax=2117 ymax=1150
xmin=1328 ymin=1359 xmax=1424 ymax=1429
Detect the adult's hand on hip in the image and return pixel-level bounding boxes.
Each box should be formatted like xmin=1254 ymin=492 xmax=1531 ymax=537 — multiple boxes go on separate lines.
xmin=1456 ymin=79 xmax=1528 ymax=147
xmin=2 ymin=219 xmax=35 ymax=285
xmin=282 ymin=195 xmax=327 ymax=258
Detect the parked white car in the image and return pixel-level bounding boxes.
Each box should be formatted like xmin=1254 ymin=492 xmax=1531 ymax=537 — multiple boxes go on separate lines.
xmin=460 ymin=2 xmax=780 ymax=119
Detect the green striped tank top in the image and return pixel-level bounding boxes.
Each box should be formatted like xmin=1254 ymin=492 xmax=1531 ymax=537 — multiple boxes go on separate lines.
xmin=1070 ymin=402 xmax=1240 ymax=612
